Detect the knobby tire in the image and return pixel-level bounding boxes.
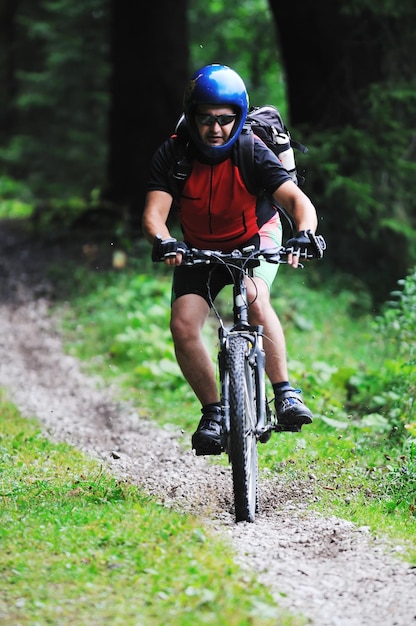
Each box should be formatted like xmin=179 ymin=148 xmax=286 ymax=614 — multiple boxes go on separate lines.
xmin=226 ymin=335 xmax=258 ymax=522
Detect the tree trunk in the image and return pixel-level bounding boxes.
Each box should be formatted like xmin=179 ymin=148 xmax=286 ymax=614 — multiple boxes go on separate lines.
xmin=105 ymin=0 xmax=189 ymax=227
xmin=0 ymin=0 xmax=19 ymax=140
xmin=268 ymin=0 xmax=385 ymax=127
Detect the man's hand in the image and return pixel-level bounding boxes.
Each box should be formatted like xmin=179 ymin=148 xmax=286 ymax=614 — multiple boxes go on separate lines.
xmin=151 ymin=235 xmax=188 ymax=265
xmin=285 ymin=230 xmax=326 ymax=267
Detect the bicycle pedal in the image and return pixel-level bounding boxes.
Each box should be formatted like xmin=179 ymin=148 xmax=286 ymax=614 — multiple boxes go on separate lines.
xmin=258 ymin=430 xmax=272 ymax=443
xmin=275 ymin=423 xmax=302 ymax=433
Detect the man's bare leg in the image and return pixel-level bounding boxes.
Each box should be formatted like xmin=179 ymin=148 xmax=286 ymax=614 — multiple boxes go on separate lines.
xmin=170 ymin=293 xmax=223 ymax=454
xmin=170 ymin=294 xmax=219 ymax=406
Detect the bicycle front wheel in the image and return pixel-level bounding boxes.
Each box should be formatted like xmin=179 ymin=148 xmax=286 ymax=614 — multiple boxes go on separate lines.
xmin=226 ymin=335 xmax=258 ymax=522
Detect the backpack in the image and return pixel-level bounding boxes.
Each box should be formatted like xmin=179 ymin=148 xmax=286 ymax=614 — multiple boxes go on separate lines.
xmin=169 ymin=105 xmax=308 ymax=233
xmin=238 ymin=105 xmax=308 ymax=188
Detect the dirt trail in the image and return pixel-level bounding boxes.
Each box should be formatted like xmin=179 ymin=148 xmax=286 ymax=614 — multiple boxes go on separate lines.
xmin=0 ymin=221 xmax=415 ymax=626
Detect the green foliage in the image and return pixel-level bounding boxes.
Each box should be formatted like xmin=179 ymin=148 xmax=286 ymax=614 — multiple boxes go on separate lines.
xmin=259 ymin=419 xmax=416 ymax=533
xmin=343 ymin=0 xmax=416 ymax=21
xmin=188 ymin=0 xmax=287 ymax=111
xmin=301 ymin=12 xmax=416 ymax=300
xmin=347 ymin=270 xmax=416 ymax=445
xmin=105 ymin=274 xmax=187 ymax=392
xmin=0 ymin=395 xmax=291 ymax=625
xmin=1 ymin=1 xmax=110 ymax=197
xmin=377 ymin=269 xmax=416 ymax=360
xmin=2 ymin=0 xmax=287 ymax=206
xmin=382 ymin=439 xmax=416 ymax=516
xmin=0 ymin=176 xmax=34 ymax=218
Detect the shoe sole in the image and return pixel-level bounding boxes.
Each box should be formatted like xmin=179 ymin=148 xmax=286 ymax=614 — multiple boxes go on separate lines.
xmin=278 ymin=414 xmax=313 ymax=426
xmin=193 ymin=445 xmax=222 ymax=456
xmin=275 ymin=423 xmax=302 ymax=432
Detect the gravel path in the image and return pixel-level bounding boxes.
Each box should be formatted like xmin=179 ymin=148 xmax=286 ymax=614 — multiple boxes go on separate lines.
xmin=0 ymin=221 xmax=415 ymax=626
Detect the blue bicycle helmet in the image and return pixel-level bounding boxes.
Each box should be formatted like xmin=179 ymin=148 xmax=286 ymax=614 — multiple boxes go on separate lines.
xmin=183 ymin=64 xmax=249 ymax=161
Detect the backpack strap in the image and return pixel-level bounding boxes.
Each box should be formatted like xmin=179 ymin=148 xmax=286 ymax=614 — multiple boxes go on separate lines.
xmin=237 ymin=125 xmax=255 ymax=194
xmin=168 ymin=119 xmax=194 ymax=206
xmin=236 ymin=127 xmax=296 ymax=237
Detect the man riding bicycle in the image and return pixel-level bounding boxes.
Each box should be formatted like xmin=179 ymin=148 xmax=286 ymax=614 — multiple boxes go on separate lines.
xmin=142 ymin=64 xmax=323 ymax=456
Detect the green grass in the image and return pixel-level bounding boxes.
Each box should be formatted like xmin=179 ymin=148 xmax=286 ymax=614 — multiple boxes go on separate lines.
xmin=0 ymin=395 xmax=303 ymax=625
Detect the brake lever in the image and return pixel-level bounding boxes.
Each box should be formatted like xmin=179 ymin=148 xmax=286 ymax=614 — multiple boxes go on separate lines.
xmin=306 ymin=230 xmax=326 ymax=259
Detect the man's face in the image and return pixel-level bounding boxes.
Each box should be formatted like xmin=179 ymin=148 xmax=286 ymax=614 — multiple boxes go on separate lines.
xmin=195 ymin=105 xmax=236 ymax=147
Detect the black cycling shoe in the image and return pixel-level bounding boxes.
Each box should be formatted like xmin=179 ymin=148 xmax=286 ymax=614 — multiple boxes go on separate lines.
xmin=192 ymin=408 xmax=223 ymax=456
xmin=275 ymin=388 xmax=313 ymax=429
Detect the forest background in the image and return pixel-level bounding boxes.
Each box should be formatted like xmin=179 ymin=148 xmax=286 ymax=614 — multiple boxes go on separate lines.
xmin=0 ymin=4 xmax=415 ymax=620
xmin=0 ymin=0 xmax=415 ymax=302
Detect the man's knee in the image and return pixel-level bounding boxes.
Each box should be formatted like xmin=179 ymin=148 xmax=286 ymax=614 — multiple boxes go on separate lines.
xmin=170 ymin=311 xmax=200 ymax=344
xmin=170 ymin=313 xmax=187 ymax=340
xmin=171 ymin=295 xmax=208 ymax=342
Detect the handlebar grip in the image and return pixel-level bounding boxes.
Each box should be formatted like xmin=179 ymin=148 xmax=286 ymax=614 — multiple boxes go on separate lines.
xmin=306 ymin=230 xmax=326 ymax=259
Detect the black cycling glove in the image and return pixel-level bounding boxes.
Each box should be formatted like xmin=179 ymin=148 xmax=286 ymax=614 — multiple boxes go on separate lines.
xmin=285 ymin=230 xmax=326 ymax=259
xmin=151 ymin=236 xmax=188 ymax=262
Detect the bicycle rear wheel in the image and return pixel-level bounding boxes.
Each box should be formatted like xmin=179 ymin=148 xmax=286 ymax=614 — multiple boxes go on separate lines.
xmin=226 ymin=335 xmax=258 ymax=522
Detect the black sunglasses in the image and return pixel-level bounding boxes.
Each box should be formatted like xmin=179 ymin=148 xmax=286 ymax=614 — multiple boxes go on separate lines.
xmin=195 ymin=113 xmax=237 ymax=126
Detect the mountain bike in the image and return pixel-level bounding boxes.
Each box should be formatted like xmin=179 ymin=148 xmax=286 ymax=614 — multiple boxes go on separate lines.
xmin=156 ymin=231 xmax=325 ymax=523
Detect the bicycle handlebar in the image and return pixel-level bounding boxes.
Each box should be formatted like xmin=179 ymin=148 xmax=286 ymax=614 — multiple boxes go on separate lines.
xmin=181 ymin=246 xmax=283 ymax=267
xmin=152 ymin=230 xmax=326 ymax=266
